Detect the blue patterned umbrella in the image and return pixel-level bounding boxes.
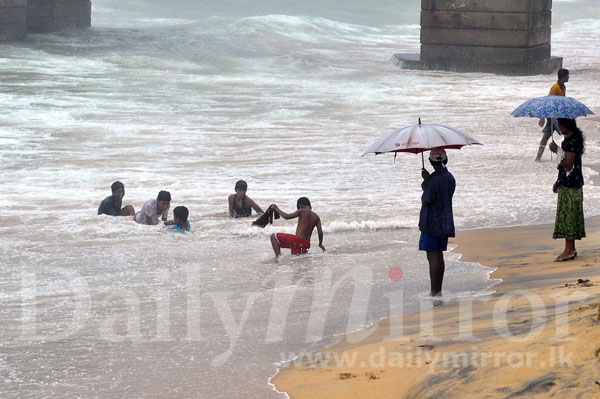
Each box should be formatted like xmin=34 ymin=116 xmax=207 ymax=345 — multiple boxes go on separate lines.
xmin=511 ymin=95 xmax=594 ymax=119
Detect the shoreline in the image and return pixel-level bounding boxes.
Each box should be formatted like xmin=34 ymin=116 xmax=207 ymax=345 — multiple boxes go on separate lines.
xmin=271 ymin=216 xmax=600 ymax=398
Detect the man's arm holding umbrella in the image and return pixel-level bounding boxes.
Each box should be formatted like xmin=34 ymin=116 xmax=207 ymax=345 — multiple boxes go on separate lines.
xmin=421 ymin=168 xmax=430 ymax=191
xmin=421 ymin=174 xmax=438 ymax=206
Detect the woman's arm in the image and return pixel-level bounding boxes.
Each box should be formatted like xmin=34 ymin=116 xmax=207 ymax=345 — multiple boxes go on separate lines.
xmin=228 ymin=195 xmax=234 ymax=217
xmin=246 ymin=196 xmax=264 ymax=214
xmin=560 ymin=152 xmax=575 ymax=171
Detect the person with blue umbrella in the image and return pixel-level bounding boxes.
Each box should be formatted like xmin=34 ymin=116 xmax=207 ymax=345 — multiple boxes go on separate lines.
xmin=511 ymin=79 xmax=593 ymax=161
xmin=535 ymin=68 xmax=569 ymax=162
xmin=548 ymin=118 xmax=586 ymax=261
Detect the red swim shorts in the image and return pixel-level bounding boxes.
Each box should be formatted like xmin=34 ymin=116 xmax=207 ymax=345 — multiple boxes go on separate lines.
xmin=275 ymin=233 xmax=310 ymax=255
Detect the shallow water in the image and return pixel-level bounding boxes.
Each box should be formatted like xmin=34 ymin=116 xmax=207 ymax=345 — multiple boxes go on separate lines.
xmin=1 ymin=0 xmax=599 ymax=397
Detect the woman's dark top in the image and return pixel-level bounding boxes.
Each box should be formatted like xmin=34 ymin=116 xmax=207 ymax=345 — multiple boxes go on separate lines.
xmin=557 ymin=135 xmax=584 ymax=189
xmin=232 ymin=196 xmax=252 ymax=217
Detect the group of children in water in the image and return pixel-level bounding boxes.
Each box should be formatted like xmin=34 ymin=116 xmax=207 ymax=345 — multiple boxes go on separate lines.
xmin=97 ymin=181 xmax=190 ymax=232
xmin=98 ymin=180 xmax=324 ymax=259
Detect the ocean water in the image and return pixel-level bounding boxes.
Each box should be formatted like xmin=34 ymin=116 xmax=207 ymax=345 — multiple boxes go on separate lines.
xmin=1 ymin=0 xmax=599 ymax=397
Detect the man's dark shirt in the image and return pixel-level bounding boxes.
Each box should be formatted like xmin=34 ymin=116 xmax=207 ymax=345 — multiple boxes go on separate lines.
xmin=97 ymin=195 xmax=122 ymax=216
xmin=419 ymin=167 xmax=456 ymax=238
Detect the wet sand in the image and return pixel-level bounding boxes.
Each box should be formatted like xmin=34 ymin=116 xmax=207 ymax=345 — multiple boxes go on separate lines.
xmin=272 ymin=216 xmax=600 ymax=398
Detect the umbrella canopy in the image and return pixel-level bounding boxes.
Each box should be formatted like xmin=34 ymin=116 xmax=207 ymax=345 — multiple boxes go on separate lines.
xmin=363 ymin=120 xmax=482 ymax=156
xmin=511 ymin=95 xmax=594 ymax=119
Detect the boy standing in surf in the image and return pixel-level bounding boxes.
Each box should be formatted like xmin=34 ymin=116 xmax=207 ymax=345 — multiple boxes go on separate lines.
xmin=269 ymin=197 xmax=325 ymax=260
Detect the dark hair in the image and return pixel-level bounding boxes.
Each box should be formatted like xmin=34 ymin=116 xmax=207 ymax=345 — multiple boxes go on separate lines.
xmin=297 ymin=197 xmax=311 ymax=209
xmin=173 ymin=206 xmax=188 ymax=222
xmin=557 ymin=118 xmax=585 ymax=153
xmin=235 ymin=180 xmax=248 ymax=191
xmin=157 ymin=190 xmax=171 ymax=202
xmin=111 ymin=181 xmax=124 ymax=193
xmin=558 ymin=68 xmax=569 ymax=80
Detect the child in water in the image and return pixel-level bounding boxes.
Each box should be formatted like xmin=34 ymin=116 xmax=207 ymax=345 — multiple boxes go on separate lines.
xmin=228 ymin=180 xmax=264 ymax=218
xmin=269 ymin=197 xmax=325 ymax=260
xmin=134 ymin=191 xmax=171 ymax=225
xmin=166 ymin=206 xmax=190 ymax=233
xmin=97 ymin=181 xmax=135 ymax=216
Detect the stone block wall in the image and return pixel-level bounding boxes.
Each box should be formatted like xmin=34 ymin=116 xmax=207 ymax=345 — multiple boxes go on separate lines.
xmin=28 ymin=0 xmax=91 ymax=33
xmin=394 ymin=0 xmax=562 ymax=75
xmin=0 ymin=0 xmax=28 ymax=41
xmin=420 ymin=0 xmax=554 ymax=65
xmin=0 ymin=0 xmax=90 ymax=41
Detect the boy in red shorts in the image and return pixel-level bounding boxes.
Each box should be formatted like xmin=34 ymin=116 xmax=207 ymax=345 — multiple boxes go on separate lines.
xmin=269 ymin=197 xmax=325 ymax=260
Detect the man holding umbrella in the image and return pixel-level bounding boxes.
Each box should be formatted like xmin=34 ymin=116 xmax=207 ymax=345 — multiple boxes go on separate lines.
xmin=419 ymin=149 xmax=455 ymax=297
xmin=363 ymin=119 xmax=481 ymax=295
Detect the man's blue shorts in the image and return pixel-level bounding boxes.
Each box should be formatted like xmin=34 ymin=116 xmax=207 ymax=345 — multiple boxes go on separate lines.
xmin=419 ymin=231 xmax=448 ymax=252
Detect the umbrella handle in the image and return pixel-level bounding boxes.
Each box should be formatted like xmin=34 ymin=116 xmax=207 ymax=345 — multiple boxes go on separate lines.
xmin=421 ymin=152 xmax=424 ymax=169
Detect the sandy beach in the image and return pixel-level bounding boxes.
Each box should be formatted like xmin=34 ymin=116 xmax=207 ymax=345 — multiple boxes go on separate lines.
xmin=272 ymin=216 xmax=600 ymax=398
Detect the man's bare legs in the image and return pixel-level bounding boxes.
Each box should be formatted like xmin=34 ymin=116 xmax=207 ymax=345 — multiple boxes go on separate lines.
xmin=270 ymin=233 xmax=281 ymax=261
xmin=535 ymin=131 xmax=552 ymax=162
xmin=427 ymin=251 xmax=445 ymax=296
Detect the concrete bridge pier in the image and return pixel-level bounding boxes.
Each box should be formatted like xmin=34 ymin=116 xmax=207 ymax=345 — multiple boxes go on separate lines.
xmin=0 ymin=0 xmax=90 ymax=41
xmin=394 ymin=0 xmax=563 ymax=75
xmin=0 ymin=0 xmax=28 ymax=41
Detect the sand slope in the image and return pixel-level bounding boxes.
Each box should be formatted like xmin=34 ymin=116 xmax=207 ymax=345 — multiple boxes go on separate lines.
xmin=273 ymin=217 xmax=600 ymax=398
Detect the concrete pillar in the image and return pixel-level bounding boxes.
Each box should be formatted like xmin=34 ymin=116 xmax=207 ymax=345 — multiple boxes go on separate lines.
xmin=0 ymin=0 xmax=28 ymax=41
xmin=1 ymin=0 xmax=90 ymax=41
xmin=27 ymin=0 xmax=91 ymax=34
xmin=394 ymin=0 xmax=562 ymax=75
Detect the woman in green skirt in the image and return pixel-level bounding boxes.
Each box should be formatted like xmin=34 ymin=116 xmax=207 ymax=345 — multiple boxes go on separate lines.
xmin=549 ymin=118 xmax=585 ymax=261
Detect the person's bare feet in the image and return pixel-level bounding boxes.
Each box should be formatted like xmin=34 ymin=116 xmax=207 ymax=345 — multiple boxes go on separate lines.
xmin=555 ymin=252 xmax=576 ymax=262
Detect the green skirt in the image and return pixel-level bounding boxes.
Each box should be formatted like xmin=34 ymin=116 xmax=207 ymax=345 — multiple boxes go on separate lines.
xmin=553 ymin=187 xmax=585 ymax=240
